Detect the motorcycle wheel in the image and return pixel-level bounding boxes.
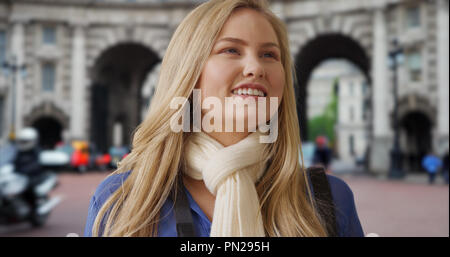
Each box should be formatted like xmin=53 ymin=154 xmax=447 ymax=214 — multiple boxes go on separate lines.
xmin=30 ymin=196 xmax=51 ymax=227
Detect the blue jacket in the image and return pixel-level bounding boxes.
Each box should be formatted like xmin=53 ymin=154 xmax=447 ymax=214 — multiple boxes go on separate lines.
xmin=84 ymin=171 xmax=364 ymax=237
xmin=422 ymin=155 xmax=442 ymax=174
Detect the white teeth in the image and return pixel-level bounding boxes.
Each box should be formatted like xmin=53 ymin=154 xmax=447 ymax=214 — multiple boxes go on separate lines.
xmin=232 ymin=88 xmax=266 ymax=97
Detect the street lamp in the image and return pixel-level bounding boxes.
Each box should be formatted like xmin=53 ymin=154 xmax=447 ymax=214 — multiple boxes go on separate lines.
xmin=388 ymin=40 xmax=405 ymax=179
xmin=2 ymin=55 xmax=26 ymax=141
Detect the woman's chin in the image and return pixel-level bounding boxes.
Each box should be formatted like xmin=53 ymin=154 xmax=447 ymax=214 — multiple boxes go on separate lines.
xmin=222 ymin=114 xmax=268 ymax=133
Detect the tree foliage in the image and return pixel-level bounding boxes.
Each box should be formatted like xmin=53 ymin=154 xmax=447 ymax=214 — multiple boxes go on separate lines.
xmin=307 ymin=79 xmax=339 ymax=146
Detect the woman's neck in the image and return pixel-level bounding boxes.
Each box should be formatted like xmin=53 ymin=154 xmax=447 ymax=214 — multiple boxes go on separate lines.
xmin=183 ymin=174 xmax=215 ymax=222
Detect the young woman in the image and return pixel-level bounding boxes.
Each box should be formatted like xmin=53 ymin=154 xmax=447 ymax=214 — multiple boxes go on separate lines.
xmin=84 ymin=0 xmax=364 ymax=237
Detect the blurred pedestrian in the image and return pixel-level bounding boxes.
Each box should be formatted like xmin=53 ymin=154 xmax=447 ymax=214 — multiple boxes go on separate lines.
xmin=313 ymin=136 xmax=332 ymax=173
xmin=421 ymin=152 xmax=442 ymax=185
xmin=442 ymin=150 xmax=449 ymax=185
xmin=14 ymin=127 xmax=43 ymax=177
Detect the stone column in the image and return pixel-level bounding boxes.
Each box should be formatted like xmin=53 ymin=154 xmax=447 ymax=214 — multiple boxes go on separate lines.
xmin=437 ymin=0 xmax=449 ymax=154
xmin=370 ymin=7 xmax=391 ymax=174
xmin=10 ymin=21 xmax=25 ymax=133
xmin=270 ymin=1 xmax=286 ymax=22
xmin=70 ymin=24 xmax=87 ymax=140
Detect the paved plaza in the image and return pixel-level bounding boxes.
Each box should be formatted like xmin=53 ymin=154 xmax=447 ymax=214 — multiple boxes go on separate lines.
xmin=340 ymin=173 xmax=449 ymax=237
xmin=0 ymin=171 xmax=448 ymax=237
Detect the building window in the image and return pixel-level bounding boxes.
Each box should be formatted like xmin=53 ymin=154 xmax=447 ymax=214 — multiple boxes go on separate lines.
xmin=43 ymin=26 xmax=56 ymax=45
xmin=350 ymin=106 xmax=354 ymax=122
xmin=0 ymin=30 xmax=6 ymax=65
xmin=407 ymin=51 xmax=422 ymax=82
xmin=349 ymin=134 xmax=355 ymax=157
xmin=42 ymin=63 xmax=55 ymax=92
xmin=406 ymin=6 xmax=421 ymax=29
xmin=362 ymin=81 xmax=368 ymax=96
xmin=362 ymin=100 xmax=369 ymax=121
xmin=0 ymin=95 xmax=4 ymax=137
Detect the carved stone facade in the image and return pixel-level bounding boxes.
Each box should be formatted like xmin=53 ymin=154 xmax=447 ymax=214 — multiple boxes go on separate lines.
xmin=0 ymin=0 xmax=448 ymax=173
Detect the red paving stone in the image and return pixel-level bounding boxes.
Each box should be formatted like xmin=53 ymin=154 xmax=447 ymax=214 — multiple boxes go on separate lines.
xmin=336 ymin=174 xmax=449 ymax=237
xmin=1 ymin=171 xmax=448 ymax=237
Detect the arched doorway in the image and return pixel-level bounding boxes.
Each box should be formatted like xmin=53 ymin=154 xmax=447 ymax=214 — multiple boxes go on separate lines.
xmin=32 ymin=117 xmax=63 ymax=149
xmin=24 ymin=102 xmax=69 ymax=150
xmin=90 ymin=43 xmax=160 ymax=153
xmin=307 ymin=59 xmax=370 ymax=163
xmin=295 ymin=34 xmax=371 ymax=142
xmin=400 ymin=111 xmax=433 ymax=172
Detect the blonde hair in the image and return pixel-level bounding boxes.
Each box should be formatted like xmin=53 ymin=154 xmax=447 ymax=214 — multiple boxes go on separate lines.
xmin=92 ymin=0 xmax=328 ymax=237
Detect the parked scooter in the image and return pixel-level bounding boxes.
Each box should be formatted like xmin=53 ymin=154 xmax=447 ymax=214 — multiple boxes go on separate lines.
xmin=0 ymin=128 xmax=61 ymax=227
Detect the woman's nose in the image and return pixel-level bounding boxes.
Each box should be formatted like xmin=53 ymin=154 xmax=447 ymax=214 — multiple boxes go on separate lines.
xmin=243 ymin=56 xmax=265 ymax=79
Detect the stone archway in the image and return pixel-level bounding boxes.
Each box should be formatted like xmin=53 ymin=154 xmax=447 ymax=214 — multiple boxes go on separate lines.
xmin=24 ymin=102 xmax=69 ymax=149
xmin=396 ymin=94 xmax=436 ymax=127
xmin=397 ymin=95 xmax=436 ymax=172
xmin=32 ymin=117 xmax=63 ymax=149
xmin=90 ymin=42 xmax=160 ymax=153
xmin=294 ymin=33 xmax=371 ymax=141
xmin=400 ymin=111 xmax=433 ymax=173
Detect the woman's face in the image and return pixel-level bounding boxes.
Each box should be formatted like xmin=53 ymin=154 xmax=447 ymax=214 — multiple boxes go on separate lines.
xmin=196 ymin=8 xmax=285 ymax=134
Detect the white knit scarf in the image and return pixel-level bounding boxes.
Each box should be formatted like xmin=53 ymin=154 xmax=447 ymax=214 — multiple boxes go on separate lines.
xmin=183 ymin=130 xmax=268 ymax=237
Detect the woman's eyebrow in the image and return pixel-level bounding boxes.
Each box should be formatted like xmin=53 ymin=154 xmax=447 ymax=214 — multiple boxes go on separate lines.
xmin=216 ymin=37 xmax=280 ymax=49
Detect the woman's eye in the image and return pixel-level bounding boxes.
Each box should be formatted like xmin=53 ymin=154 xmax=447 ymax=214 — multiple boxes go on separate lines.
xmin=223 ymin=48 xmax=239 ymax=55
xmin=263 ymin=52 xmax=277 ymax=59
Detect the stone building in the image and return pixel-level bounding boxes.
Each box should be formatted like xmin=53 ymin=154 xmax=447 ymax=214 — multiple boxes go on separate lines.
xmin=0 ymin=0 xmax=448 ymax=174
xmin=308 ymin=59 xmax=370 ymax=163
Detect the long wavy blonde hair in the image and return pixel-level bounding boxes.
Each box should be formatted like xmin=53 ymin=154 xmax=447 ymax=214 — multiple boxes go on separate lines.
xmin=92 ymin=0 xmax=328 ymax=237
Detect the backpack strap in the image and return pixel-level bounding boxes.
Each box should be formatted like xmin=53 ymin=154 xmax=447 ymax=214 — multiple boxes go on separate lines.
xmin=173 ymin=177 xmax=197 ymax=237
xmin=172 ymin=167 xmax=338 ymax=237
xmin=306 ymin=166 xmax=339 ymax=237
